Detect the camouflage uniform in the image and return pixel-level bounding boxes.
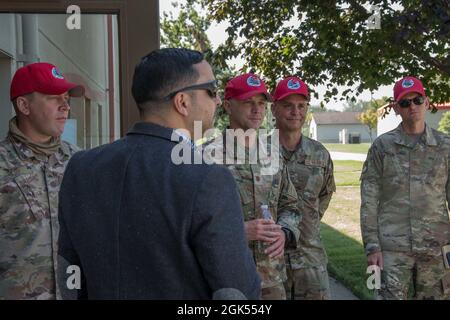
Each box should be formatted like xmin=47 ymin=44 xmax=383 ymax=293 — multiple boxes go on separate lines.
xmin=0 ymin=132 xmax=78 ymax=299
xmin=360 ymin=123 xmax=450 ymax=300
xmin=281 ymin=136 xmax=335 ymax=300
xmin=206 ymin=132 xmax=301 ymax=300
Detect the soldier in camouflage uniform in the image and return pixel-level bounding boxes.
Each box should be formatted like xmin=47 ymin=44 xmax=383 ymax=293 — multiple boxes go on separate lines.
xmin=271 ymin=77 xmax=335 ymax=300
xmin=207 ymin=73 xmax=301 ymax=299
xmin=360 ymin=76 xmax=450 ymax=300
xmin=0 ymin=63 xmax=83 ymax=299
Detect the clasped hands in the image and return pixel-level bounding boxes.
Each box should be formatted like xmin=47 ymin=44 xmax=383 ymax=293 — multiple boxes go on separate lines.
xmin=244 ymin=219 xmax=285 ymax=259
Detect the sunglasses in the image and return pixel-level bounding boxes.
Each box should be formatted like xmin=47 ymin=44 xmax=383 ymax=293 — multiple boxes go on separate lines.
xmin=398 ymin=96 xmax=424 ymax=108
xmin=163 ymin=80 xmax=218 ymax=101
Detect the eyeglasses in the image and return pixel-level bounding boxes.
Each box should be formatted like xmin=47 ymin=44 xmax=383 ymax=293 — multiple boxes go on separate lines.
xmin=398 ymin=96 xmax=424 ymax=108
xmin=163 ymin=80 xmax=218 ymax=101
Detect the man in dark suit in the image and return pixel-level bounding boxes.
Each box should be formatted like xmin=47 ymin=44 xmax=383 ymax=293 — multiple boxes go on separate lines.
xmin=56 ymin=48 xmax=261 ymax=299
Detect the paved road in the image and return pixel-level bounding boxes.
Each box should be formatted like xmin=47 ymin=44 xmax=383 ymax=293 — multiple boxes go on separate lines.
xmin=329 ymin=277 xmax=359 ymax=300
xmin=330 ymin=152 xmax=366 ymax=162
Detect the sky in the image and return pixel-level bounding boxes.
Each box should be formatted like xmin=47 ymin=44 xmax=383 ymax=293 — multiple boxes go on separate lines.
xmin=159 ymin=1 xmax=393 ymax=111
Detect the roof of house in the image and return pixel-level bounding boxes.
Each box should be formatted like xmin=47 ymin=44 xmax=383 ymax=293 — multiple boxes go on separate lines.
xmin=434 ymin=102 xmax=450 ymax=109
xmin=312 ymin=112 xmax=362 ymax=125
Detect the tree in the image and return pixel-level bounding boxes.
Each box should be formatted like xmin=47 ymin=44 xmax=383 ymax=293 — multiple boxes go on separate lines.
xmin=357 ymin=99 xmax=385 ymax=142
xmin=161 ymin=1 xmax=236 ymax=131
xmin=309 ymin=105 xmax=329 ymax=113
xmin=344 ymin=99 xmax=374 ymax=112
xmin=343 ymin=96 xmax=393 ymax=112
xmin=359 ymin=108 xmax=378 ymax=142
xmin=200 ymin=0 xmax=450 ymax=104
xmin=438 ymin=111 xmax=450 ymax=134
xmin=161 ymin=1 xmax=212 ymax=52
xmin=162 ymin=1 xmax=280 ymax=131
xmin=301 ymin=111 xmax=313 ymax=137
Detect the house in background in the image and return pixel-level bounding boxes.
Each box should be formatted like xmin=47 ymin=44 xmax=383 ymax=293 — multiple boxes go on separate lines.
xmin=310 ymin=112 xmax=375 ymax=143
xmin=377 ymin=103 xmax=450 ymax=136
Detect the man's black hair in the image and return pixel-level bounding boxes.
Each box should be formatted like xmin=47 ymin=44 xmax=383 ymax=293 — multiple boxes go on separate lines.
xmin=131 ymin=48 xmax=204 ymax=109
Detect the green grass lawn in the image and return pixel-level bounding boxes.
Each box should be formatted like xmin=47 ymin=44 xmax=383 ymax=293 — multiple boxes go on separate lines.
xmin=321 ymin=223 xmax=374 ymax=300
xmin=321 ymin=160 xmax=376 ymax=299
xmin=324 ymin=143 xmax=371 ymax=154
xmin=333 ymin=160 xmax=363 ymax=187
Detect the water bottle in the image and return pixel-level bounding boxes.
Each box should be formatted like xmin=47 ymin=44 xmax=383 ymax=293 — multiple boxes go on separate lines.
xmin=261 ymin=204 xmax=272 ymax=220
xmin=260 ymin=204 xmax=273 ymax=257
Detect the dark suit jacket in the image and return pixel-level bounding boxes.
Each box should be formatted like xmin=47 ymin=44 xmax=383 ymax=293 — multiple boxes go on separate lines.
xmin=57 ymin=122 xmax=260 ymax=299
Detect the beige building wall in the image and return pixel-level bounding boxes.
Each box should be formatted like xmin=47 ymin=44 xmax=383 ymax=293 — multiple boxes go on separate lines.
xmin=0 ymin=13 xmax=120 ymax=148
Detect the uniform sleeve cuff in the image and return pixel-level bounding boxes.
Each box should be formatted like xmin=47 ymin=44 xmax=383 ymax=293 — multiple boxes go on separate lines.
xmin=282 ymin=227 xmax=297 ymax=249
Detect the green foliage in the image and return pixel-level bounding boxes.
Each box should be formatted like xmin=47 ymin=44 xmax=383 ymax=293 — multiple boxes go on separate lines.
xmin=161 ymin=1 xmax=239 ymax=130
xmin=358 ymin=109 xmax=377 ymax=142
xmin=200 ymin=0 xmax=450 ymax=104
xmin=344 ymin=97 xmax=387 ymax=112
xmin=160 ymin=1 xmax=279 ymax=132
xmin=309 ymin=104 xmax=329 ymax=113
xmin=438 ymin=111 xmax=450 ymax=135
xmin=343 ymin=101 xmax=369 ymax=113
xmin=161 ymin=1 xmax=212 ymax=52
xmin=359 ymin=108 xmax=378 ymax=129
xmin=357 ymin=98 xmax=385 ymax=141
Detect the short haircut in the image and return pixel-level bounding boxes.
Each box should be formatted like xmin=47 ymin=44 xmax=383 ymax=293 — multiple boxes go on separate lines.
xmin=131 ymin=48 xmax=204 ymax=111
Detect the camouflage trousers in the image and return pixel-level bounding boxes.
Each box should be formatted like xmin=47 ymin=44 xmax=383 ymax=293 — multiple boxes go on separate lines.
xmin=377 ymin=251 xmax=450 ymax=300
xmin=284 ymin=265 xmax=330 ymax=300
xmin=261 ymin=282 xmax=286 ymax=300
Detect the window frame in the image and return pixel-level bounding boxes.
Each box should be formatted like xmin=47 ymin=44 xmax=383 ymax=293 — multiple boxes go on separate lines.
xmin=0 ymin=0 xmax=160 ymax=136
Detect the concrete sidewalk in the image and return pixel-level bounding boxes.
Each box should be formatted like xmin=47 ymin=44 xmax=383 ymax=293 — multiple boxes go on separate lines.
xmin=329 ymin=277 xmax=359 ymax=300
xmin=330 ymin=152 xmax=366 ymax=162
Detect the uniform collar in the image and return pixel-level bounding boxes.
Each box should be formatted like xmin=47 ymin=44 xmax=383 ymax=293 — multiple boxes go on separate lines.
xmin=127 ymin=122 xmax=174 ymax=140
xmin=220 ymin=128 xmax=260 ymax=161
xmin=9 ymin=135 xmax=72 ymax=163
xmin=393 ymin=123 xmax=437 ymax=147
xmin=299 ymin=135 xmax=313 ymax=156
xmin=282 ymin=135 xmax=311 ymax=161
xmin=55 ymin=141 xmax=73 ymax=163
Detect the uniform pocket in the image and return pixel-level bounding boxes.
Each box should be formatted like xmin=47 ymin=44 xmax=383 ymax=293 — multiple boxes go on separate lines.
xmin=382 ymin=150 xmax=405 ymax=178
xmin=425 ymin=153 xmax=448 ymax=187
xmin=13 ymin=173 xmax=48 ymax=220
xmin=238 ymin=187 xmax=253 ymax=205
xmin=0 ymin=177 xmax=42 ymax=245
xmin=303 ymin=163 xmax=325 ymax=198
xmin=235 ymin=182 xmax=256 ymax=221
